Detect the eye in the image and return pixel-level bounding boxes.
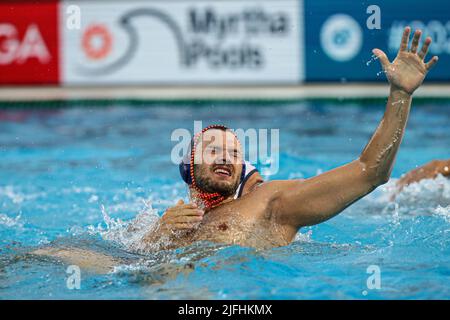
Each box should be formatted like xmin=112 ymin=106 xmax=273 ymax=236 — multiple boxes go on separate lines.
xmin=233 ymin=150 xmax=242 ymax=159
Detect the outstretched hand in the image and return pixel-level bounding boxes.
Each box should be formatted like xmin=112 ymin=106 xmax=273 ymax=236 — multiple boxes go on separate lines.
xmin=373 ymin=27 xmax=438 ymax=95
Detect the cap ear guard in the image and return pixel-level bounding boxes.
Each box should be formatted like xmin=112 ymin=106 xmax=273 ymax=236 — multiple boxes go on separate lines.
xmin=179 ymin=162 xmax=246 ymax=186
xmin=241 ymin=162 xmax=246 ymax=183
xmin=179 ymin=162 xmax=192 ymax=184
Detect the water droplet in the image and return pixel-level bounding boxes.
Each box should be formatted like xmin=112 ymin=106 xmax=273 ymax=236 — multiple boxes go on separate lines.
xmin=366 ymin=54 xmax=379 ymax=66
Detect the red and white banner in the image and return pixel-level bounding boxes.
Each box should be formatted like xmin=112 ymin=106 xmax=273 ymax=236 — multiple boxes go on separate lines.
xmin=0 ymin=1 xmax=59 ymax=84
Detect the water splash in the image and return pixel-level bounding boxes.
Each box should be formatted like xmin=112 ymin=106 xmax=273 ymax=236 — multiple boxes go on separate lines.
xmin=392 ymin=174 xmax=450 ymax=215
xmin=366 ymin=54 xmax=379 ymax=66
xmin=435 ymin=205 xmax=450 ymax=222
xmin=0 ymin=186 xmax=44 ymax=204
xmin=372 ymin=175 xmax=450 ymax=219
xmin=87 ymin=199 xmax=161 ymax=252
xmin=294 ymin=229 xmax=313 ymax=242
xmin=392 ymin=99 xmax=406 ymax=106
xmin=0 ymin=213 xmax=23 ymax=228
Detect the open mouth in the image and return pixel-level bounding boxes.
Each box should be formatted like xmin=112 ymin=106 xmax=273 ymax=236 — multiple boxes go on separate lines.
xmin=213 ymin=166 xmax=232 ymax=177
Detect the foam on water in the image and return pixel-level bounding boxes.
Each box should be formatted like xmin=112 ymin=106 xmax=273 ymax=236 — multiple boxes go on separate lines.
xmin=0 ymin=213 xmax=23 ymax=228
xmin=87 ymin=201 xmax=160 ymax=252
xmin=379 ymin=175 xmax=450 ymax=217
xmin=0 ymin=185 xmax=44 ymax=205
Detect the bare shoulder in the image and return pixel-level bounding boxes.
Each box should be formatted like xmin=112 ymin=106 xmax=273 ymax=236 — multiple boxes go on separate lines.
xmin=237 ymin=179 xmax=306 ymax=219
xmin=251 ymin=179 xmax=306 ymax=196
xmin=240 ymin=171 xmax=264 ymax=196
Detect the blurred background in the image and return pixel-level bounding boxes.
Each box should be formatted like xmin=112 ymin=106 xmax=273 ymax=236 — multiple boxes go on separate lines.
xmin=0 ymin=0 xmax=449 ymax=100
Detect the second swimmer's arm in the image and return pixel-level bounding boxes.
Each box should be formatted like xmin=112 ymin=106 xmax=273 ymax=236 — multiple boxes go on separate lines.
xmin=395 ymin=159 xmax=450 ymax=192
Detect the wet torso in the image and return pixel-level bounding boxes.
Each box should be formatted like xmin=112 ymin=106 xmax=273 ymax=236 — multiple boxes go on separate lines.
xmin=159 ymin=192 xmax=296 ymax=250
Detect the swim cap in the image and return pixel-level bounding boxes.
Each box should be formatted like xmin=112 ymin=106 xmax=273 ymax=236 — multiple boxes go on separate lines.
xmin=179 ymin=125 xmax=246 ymax=208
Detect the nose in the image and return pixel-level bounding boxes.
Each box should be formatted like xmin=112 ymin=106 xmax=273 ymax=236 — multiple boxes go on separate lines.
xmin=216 ymin=149 xmax=232 ymax=165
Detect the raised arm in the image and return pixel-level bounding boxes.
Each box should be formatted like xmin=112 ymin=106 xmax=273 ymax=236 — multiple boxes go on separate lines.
xmin=264 ymin=27 xmax=438 ymax=229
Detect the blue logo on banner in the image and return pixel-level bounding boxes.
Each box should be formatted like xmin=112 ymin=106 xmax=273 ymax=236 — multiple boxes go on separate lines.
xmin=320 ymin=14 xmax=362 ymax=62
xmin=304 ymin=0 xmax=450 ymax=81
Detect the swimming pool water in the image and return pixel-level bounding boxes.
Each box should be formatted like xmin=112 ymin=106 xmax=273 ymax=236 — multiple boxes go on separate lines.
xmin=0 ymin=101 xmax=449 ymax=299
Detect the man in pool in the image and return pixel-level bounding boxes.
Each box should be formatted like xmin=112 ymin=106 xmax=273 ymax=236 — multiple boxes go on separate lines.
xmin=139 ymin=27 xmax=440 ymax=250
xmin=35 ymin=27 xmax=442 ymax=268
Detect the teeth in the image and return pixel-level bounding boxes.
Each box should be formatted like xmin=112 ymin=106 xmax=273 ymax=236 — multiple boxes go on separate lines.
xmin=215 ymin=168 xmax=230 ymax=176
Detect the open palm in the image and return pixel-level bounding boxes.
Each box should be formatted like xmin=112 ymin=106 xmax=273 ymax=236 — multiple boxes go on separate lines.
xmin=373 ymin=27 xmax=438 ymax=95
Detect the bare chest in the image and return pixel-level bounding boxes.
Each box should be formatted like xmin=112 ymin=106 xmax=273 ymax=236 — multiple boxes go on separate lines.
xmin=167 ymin=203 xmax=291 ymax=249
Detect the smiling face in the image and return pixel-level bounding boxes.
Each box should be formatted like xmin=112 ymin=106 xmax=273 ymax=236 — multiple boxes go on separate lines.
xmin=192 ymin=129 xmax=244 ymax=197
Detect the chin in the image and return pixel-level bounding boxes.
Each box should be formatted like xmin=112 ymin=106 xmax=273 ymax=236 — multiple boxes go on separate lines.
xmin=211 ymin=180 xmax=237 ymax=196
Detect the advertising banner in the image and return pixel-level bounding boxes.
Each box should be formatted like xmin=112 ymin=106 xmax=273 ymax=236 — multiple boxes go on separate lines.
xmin=1 ymin=0 xmax=448 ymax=85
xmin=304 ymin=0 xmax=450 ymax=81
xmin=0 ymin=0 xmax=60 ymax=84
xmin=61 ymin=0 xmax=302 ymax=84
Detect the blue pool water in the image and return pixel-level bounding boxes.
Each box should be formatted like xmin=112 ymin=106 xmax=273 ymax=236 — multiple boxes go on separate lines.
xmin=0 ymin=101 xmax=449 ymax=299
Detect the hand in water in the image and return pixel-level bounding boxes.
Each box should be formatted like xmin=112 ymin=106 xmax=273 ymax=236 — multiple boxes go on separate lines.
xmin=158 ymin=199 xmax=204 ymax=233
xmin=373 ymin=27 xmax=438 ymax=95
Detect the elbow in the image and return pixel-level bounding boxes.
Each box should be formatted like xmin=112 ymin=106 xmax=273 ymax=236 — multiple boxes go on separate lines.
xmin=366 ymin=171 xmax=391 ymax=189
xmin=358 ymin=158 xmax=391 ymax=188
xmin=374 ymin=174 xmax=390 ymax=186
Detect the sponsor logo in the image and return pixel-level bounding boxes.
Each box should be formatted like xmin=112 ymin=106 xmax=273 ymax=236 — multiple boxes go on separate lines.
xmin=0 ymin=1 xmax=59 ymax=84
xmin=76 ymin=6 xmax=291 ymax=76
xmin=320 ymin=14 xmax=362 ymax=62
xmin=0 ymin=23 xmax=51 ymax=65
xmin=388 ymin=20 xmax=450 ymax=55
xmin=82 ymin=24 xmax=113 ymax=60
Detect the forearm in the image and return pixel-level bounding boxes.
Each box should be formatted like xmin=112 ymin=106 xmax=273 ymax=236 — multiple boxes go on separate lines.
xmin=396 ymin=159 xmax=450 ymax=190
xmin=359 ymin=87 xmax=412 ymax=185
xmin=132 ymin=221 xmax=174 ymax=252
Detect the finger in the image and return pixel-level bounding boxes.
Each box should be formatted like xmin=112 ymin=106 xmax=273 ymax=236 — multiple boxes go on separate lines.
xmin=172 ymin=208 xmax=204 ymax=217
xmin=163 ymin=205 xmax=199 ymax=219
xmin=176 ymin=199 xmax=184 ymax=205
xmin=418 ymin=36 xmax=432 ymax=60
xmin=173 ymin=215 xmax=203 ymax=224
xmin=175 ymin=202 xmax=198 ymax=210
xmin=399 ymin=26 xmax=411 ymax=53
xmin=410 ymin=29 xmax=422 ymax=53
xmin=372 ymin=48 xmax=390 ymax=70
xmin=173 ymin=222 xmax=198 ymax=230
xmin=425 ymin=56 xmax=439 ymax=70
